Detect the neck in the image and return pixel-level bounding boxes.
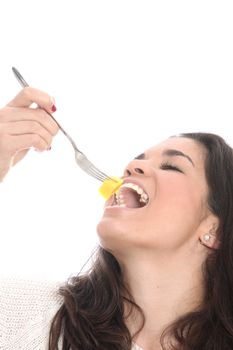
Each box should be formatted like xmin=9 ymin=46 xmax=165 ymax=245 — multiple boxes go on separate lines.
xmin=118 ymin=246 xmax=205 ymax=349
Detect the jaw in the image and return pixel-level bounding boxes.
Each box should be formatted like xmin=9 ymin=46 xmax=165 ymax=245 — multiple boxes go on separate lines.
xmin=98 ymin=201 xmax=151 ymax=243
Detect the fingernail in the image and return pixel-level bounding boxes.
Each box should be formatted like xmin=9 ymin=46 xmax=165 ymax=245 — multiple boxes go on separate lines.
xmin=47 ymin=146 xmax=52 ymax=151
xmin=51 ymin=104 xmax=57 ymax=112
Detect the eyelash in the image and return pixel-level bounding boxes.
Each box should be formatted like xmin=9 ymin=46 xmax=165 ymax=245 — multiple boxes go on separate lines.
xmin=160 ymin=162 xmax=183 ymax=173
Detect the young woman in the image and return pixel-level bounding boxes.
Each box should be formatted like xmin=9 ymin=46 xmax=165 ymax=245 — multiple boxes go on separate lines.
xmin=1 ymin=88 xmax=233 ymax=350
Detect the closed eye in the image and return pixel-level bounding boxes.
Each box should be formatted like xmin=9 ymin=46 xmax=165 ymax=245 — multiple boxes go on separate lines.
xmin=160 ymin=162 xmax=183 ymax=173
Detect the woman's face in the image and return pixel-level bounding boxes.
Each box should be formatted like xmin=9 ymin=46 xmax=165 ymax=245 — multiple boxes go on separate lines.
xmin=97 ymin=137 xmax=213 ymax=256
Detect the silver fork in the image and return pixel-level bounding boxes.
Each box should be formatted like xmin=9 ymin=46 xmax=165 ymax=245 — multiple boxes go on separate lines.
xmin=12 ymin=67 xmax=115 ymax=182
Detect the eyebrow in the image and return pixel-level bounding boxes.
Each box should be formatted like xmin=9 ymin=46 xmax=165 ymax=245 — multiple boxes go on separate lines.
xmin=134 ymin=149 xmax=195 ymax=167
xmin=162 ymin=149 xmax=195 ymax=167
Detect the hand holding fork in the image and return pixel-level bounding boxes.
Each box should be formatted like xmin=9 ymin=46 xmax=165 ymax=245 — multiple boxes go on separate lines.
xmin=12 ymin=67 xmax=114 ymax=183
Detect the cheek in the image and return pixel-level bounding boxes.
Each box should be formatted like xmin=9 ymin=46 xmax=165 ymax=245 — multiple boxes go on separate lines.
xmin=141 ymin=179 xmax=204 ymax=241
xmin=155 ymin=176 xmax=201 ymax=213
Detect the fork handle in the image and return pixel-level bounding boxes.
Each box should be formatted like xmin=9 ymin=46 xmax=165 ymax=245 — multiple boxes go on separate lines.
xmin=12 ymin=67 xmax=82 ymax=154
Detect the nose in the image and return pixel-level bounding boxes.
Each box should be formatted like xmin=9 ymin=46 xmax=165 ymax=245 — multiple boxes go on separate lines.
xmin=124 ymin=159 xmax=153 ymax=177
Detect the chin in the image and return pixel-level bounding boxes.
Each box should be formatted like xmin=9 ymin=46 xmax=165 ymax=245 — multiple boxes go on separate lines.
xmin=96 ymin=218 xmax=132 ymax=254
xmin=96 ymin=217 xmax=122 ymax=240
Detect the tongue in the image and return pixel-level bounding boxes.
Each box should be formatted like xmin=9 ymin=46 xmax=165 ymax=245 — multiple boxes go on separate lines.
xmin=120 ymin=188 xmax=141 ymax=208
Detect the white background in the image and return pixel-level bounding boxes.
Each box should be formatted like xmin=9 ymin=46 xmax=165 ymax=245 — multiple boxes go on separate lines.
xmin=0 ymin=1 xmax=232 ymax=281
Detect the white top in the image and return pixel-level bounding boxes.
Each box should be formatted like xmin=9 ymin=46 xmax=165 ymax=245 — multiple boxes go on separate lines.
xmin=0 ymin=277 xmax=143 ymax=350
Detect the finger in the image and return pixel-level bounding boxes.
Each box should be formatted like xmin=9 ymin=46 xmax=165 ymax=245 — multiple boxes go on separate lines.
xmin=0 ymin=107 xmax=59 ymax=136
xmin=12 ymin=149 xmax=29 ymax=166
xmin=0 ymin=120 xmax=53 ymax=146
xmin=0 ymin=134 xmax=48 ymax=157
xmin=7 ymin=87 xmax=56 ymax=114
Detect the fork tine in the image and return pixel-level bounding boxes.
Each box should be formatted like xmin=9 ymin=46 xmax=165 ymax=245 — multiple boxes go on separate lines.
xmin=86 ymin=170 xmax=107 ymax=182
xmin=80 ymin=164 xmax=106 ymax=181
xmin=75 ymin=157 xmax=107 ymax=181
xmin=88 ymin=166 xmax=110 ymax=180
xmin=86 ymin=163 xmax=118 ymax=182
xmin=82 ymin=164 xmax=117 ymax=183
xmin=83 ymin=165 xmax=110 ymax=182
xmin=75 ymin=151 xmax=115 ymax=182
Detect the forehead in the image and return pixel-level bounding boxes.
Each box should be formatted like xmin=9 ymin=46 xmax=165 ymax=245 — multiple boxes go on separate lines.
xmin=145 ymin=137 xmax=206 ymax=166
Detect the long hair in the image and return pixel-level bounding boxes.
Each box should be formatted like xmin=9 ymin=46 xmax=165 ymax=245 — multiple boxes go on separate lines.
xmin=49 ymin=247 xmax=144 ymax=350
xmin=49 ymin=132 xmax=233 ymax=349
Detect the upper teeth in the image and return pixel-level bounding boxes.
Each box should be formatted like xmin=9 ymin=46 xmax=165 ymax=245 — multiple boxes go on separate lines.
xmin=115 ymin=182 xmax=149 ymax=205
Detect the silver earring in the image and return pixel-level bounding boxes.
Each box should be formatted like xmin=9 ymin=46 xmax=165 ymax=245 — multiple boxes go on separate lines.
xmin=203 ymin=234 xmax=211 ymax=241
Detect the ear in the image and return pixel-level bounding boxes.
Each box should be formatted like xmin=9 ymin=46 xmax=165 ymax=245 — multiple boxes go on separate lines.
xmin=199 ymin=232 xmax=220 ymax=249
xmin=199 ymin=222 xmax=220 ymax=250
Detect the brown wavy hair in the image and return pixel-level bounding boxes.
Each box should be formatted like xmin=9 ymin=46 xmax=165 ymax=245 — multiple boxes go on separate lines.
xmin=49 ymin=132 xmax=233 ymax=349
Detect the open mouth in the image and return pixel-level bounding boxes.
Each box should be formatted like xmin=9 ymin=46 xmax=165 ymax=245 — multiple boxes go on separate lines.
xmin=111 ymin=182 xmax=149 ymax=209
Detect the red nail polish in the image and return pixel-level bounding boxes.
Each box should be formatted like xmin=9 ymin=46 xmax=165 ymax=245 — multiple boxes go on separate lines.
xmin=52 ymin=104 xmax=57 ymax=112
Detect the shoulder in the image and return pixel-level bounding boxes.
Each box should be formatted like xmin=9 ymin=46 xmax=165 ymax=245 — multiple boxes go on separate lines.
xmin=0 ymin=276 xmax=64 ymax=349
xmin=0 ymin=276 xmax=64 ymax=314
xmin=0 ymin=275 xmax=63 ymax=299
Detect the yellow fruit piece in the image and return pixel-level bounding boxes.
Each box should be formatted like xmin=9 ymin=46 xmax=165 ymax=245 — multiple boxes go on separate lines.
xmin=98 ymin=176 xmax=123 ymax=200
